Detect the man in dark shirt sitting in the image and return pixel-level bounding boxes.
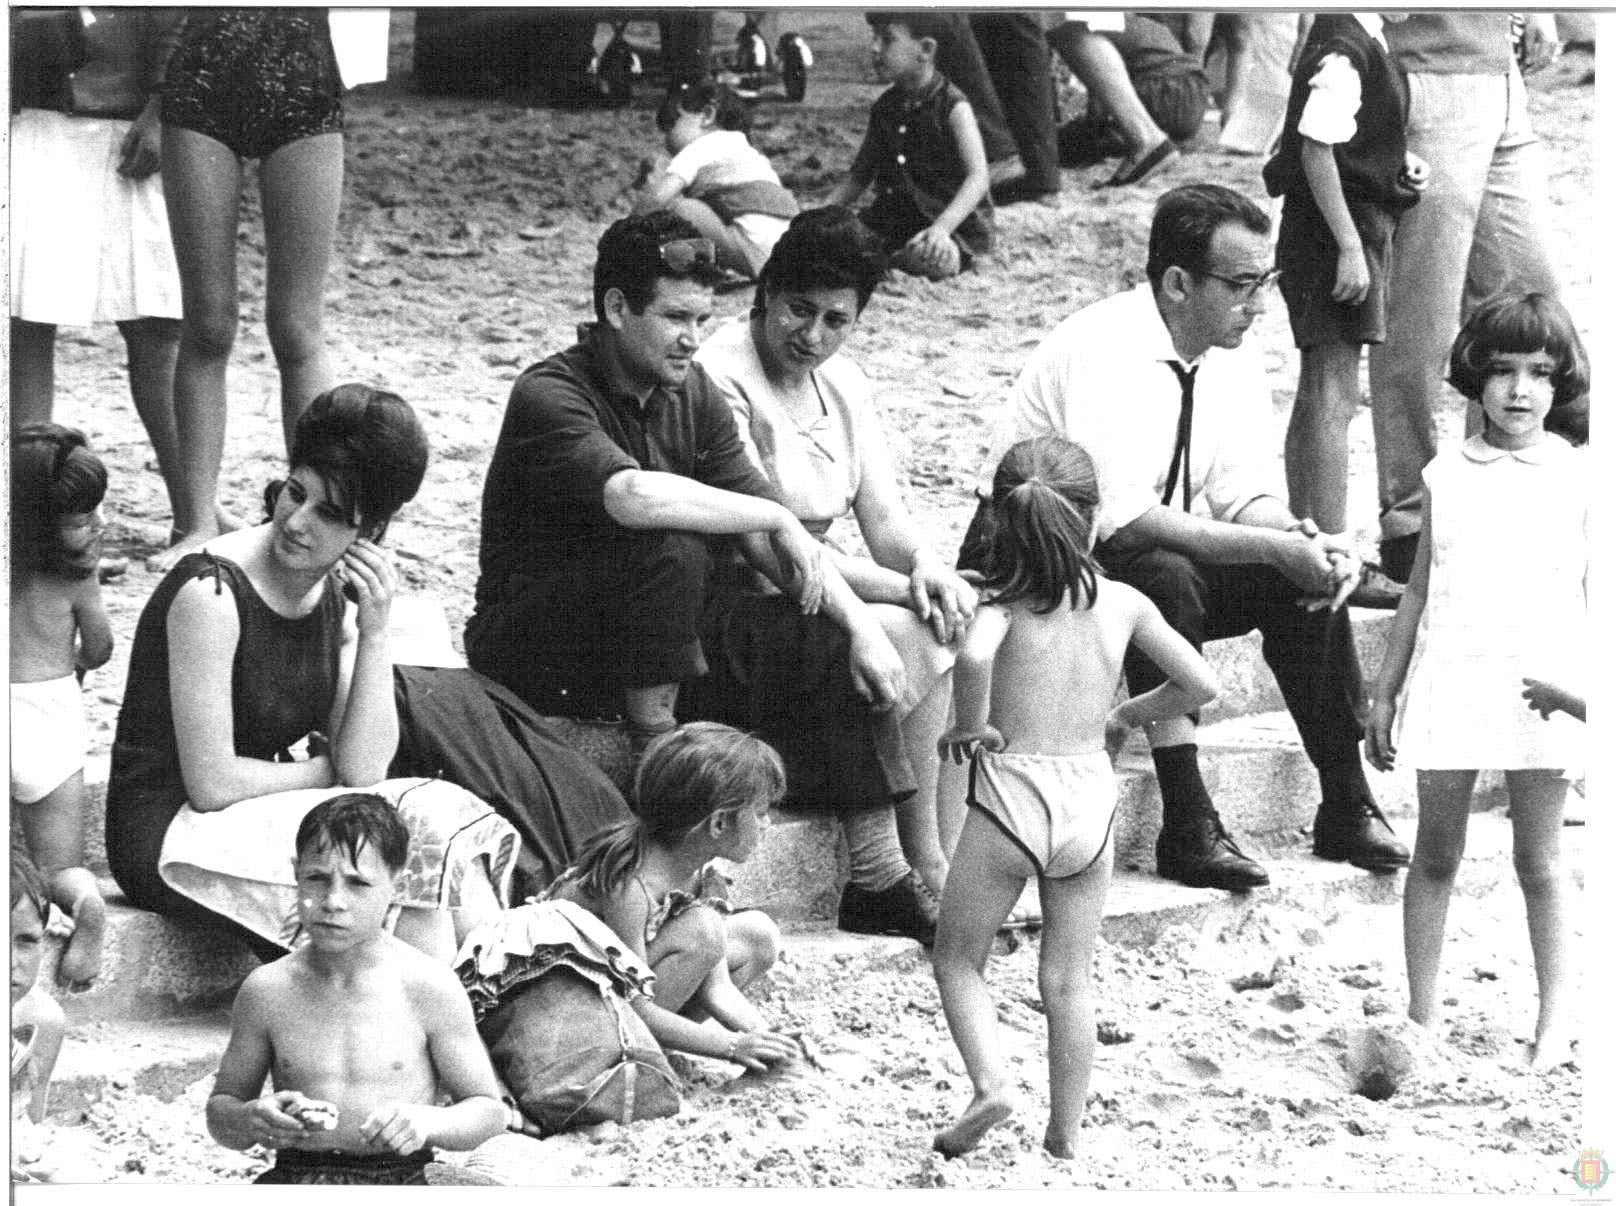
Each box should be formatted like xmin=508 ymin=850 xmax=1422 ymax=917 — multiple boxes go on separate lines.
xmin=466 ymin=211 xmax=835 ymax=749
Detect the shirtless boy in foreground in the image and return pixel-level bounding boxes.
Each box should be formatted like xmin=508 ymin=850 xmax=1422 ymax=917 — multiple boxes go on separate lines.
xmin=206 ymin=793 xmax=507 ymax=1185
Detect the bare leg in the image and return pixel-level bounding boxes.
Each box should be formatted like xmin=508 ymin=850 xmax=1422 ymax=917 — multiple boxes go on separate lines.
xmin=9 ymin=318 xmax=56 ymax=429
xmin=1285 ymin=341 xmax=1361 ymax=534
xmin=259 ymin=132 xmax=344 ymax=450
xmin=647 ymin=904 xmax=727 ymax=1015
xmin=875 ymin=604 xmax=955 ymax=896
xmin=1038 ymin=834 xmax=1112 ymax=1158
xmin=154 ymin=125 xmax=242 ymax=572
xmin=1047 ymin=23 xmax=1167 ymax=156
xmin=1403 ymin=769 xmax=1476 ymax=1025
xmin=117 ymin=317 xmax=184 ymax=520
xmin=932 ymin=810 xmax=1030 ymax=1158
xmin=1506 ymin=769 xmax=1571 ymax=1068
xmin=682 ymin=909 xmax=780 ymax=1031
xmin=17 ymin=772 xmax=106 ymax=985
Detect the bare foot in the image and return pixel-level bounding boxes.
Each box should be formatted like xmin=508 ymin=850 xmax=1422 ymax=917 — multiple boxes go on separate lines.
xmin=933 ymin=1088 xmax=1016 ymax=1159
xmin=58 ymin=891 xmax=106 ymax=987
xmin=1043 ymin=1124 xmax=1078 ymax=1160
xmin=1529 ymin=1031 xmax=1576 ymax=1071
xmin=145 ymin=524 xmax=218 ymax=574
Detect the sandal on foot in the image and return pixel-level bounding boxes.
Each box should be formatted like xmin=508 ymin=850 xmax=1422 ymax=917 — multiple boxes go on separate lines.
xmin=1097 ymin=139 xmax=1179 ymax=189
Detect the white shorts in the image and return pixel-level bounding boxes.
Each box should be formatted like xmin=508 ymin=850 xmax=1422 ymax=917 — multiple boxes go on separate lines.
xmin=968 ymin=749 xmax=1117 ymax=879
xmin=10 ymin=675 xmax=88 ymax=804
xmin=9 ymin=108 xmax=183 ymax=325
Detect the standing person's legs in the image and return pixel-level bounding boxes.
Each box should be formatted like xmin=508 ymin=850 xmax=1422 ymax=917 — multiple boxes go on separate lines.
xmin=875 ymin=603 xmax=955 ymax=897
xmin=1404 ymin=769 xmax=1476 ymax=1025
xmin=1505 ymin=768 xmax=1571 ymax=1067
xmin=970 ymin=12 xmax=1061 ymax=196
xmin=9 ymin=319 xmax=56 ymax=428
xmin=154 ymin=125 xmax=243 ymax=572
xmin=1367 ymin=73 xmax=1502 ymax=578
xmin=117 ymin=317 xmax=184 ymax=524
xmin=1214 ymin=13 xmax=1297 ymax=156
xmin=1037 ymin=836 xmax=1112 ymax=1159
xmin=932 ymin=809 xmax=1030 ymax=1158
xmin=1046 ymin=22 xmax=1178 ymax=187
xmin=1286 ymin=342 xmax=1362 ymax=534
xmin=259 ymin=132 xmax=344 ymax=454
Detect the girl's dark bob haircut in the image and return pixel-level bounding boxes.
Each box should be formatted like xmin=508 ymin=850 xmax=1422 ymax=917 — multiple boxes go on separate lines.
xmin=1447 ymin=291 xmax=1590 ymax=445
xmin=9 ymin=422 xmax=108 ymax=577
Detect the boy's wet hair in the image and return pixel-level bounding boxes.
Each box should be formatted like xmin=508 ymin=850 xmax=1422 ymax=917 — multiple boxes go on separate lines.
xmin=865 ymin=11 xmax=952 ymax=48
xmin=10 ymin=848 xmax=50 ymax=926
xmin=9 ymin=422 xmax=108 ymax=578
xmin=295 ymin=793 xmax=410 ymax=874
xmin=754 ymin=205 xmax=889 ymax=315
xmin=286 ymin=385 xmax=430 ymax=540
xmin=1448 ymin=290 xmax=1590 ymax=445
xmin=1146 ymin=183 xmax=1270 ymax=291
xmin=981 ymin=437 xmax=1103 ymax=614
xmin=656 ymin=79 xmax=752 ymax=135
xmin=594 ymin=209 xmax=722 ymax=322
xmin=566 ymin=723 xmax=786 ymax=899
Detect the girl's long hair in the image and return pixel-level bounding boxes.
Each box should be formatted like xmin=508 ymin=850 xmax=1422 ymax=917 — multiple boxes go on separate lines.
xmin=1447 ymin=291 xmax=1590 ymax=446
xmin=979 ymin=437 xmax=1102 ymax=614
xmin=566 ymin=723 xmax=787 ymax=899
xmin=9 ymin=422 xmax=108 ymax=577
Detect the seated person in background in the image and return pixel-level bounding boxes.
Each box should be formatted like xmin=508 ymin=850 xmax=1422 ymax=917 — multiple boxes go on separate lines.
xmin=206 ymin=794 xmax=508 ymax=1186
xmin=1053 ymin=14 xmax=1209 ymax=182
xmin=829 ymin=12 xmax=992 ymax=280
xmin=634 ymin=79 xmax=798 ymax=280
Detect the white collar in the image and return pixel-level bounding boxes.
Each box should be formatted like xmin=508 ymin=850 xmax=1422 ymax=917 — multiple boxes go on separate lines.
xmin=1352 ymin=13 xmax=1387 ymax=50
xmin=1460 ymin=433 xmax=1567 ymax=465
xmin=1139 ymin=283 xmax=1207 ymax=371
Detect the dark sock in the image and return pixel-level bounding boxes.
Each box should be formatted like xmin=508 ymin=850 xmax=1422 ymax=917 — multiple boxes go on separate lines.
xmin=1317 ymin=754 xmax=1374 ymax=812
xmin=1151 ymin=744 xmax=1214 ymax=826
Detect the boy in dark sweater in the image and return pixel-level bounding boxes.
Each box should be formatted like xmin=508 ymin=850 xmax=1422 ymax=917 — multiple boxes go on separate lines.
xmin=830 ymin=12 xmax=992 ymax=279
xmin=1263 ymin=13 xmax=1426 ymax=604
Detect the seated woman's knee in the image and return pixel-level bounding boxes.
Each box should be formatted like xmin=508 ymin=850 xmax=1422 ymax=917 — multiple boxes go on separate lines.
xmin=874 ymin=603 xmax=954 ymax=682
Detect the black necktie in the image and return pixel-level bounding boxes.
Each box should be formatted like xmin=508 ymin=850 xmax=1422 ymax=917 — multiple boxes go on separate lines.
xmin=1162 ymin=361 xmax=1197 ymax=511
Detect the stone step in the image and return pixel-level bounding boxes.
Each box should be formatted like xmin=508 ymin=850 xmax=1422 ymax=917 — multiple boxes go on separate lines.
xmin=43 ymin=811 xmax=1565 ymax=1125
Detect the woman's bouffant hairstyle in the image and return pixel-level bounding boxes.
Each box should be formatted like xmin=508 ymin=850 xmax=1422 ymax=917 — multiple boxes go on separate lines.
xmin=9 ymin=422 xmax=108 ymax=577
xmin=294 ymin=792 xmax=410 ymax=875
xmin=754 ymin=206 xmax=889 ymax=316
xmin=1448 ymin=291 xmax=1590 ymax=446
xmin=656 ymin=78 xmax=752 ymax=135
xmin=564 ymin=723 xmax=787 ymax=900
xmin=284 ymin=384 xmax=429 ymax=539
xmin=980 ymin=437 xmax=1103 ymax=614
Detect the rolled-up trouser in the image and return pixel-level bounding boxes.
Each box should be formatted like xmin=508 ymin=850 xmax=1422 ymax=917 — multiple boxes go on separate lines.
xmin=1366 ymin=64 xmax=1559 ymax=543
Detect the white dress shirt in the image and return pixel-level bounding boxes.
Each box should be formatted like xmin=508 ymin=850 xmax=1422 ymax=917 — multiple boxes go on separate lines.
xmin=977 ymin=282 xmax=1284 ymax=542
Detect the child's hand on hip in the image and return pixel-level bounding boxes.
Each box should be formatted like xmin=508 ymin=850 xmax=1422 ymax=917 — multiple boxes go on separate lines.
xmin=937 ymin=724 xmax=1005 ymax=764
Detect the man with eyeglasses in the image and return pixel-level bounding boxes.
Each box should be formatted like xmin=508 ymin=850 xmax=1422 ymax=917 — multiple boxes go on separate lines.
xmin=964 ymin=183 xmax=1409 ymax=893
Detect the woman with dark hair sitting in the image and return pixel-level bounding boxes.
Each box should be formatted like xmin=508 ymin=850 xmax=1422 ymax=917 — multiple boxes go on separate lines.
xmin=106 ymin=384 xmax=519 ymax=962
xmin=688 ymin=206 xmax=979 ymax=942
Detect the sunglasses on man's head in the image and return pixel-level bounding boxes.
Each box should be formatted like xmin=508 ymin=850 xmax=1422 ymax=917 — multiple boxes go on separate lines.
xmin=659 ymin=237 xmax=718 ymax=273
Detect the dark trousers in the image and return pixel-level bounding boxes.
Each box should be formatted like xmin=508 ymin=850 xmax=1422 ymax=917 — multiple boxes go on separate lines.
xmin=1093 ymin=527 xmax=1367 ymax=776
xmin=466 ymin=531 xmax=712 ymax=719
xmin=969 ymin=12 xmax=1061 ymax=190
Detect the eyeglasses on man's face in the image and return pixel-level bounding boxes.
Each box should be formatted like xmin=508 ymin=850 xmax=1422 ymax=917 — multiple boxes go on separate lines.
xmin=1193 ymin=265 xmax=1282 ymax=304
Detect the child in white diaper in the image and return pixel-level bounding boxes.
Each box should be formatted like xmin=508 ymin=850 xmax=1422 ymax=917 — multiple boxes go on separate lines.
xmin=932 ymin=437 xmax=1218 ymax=1161
xmin=10 ymin=424 xmax=115 ymax=988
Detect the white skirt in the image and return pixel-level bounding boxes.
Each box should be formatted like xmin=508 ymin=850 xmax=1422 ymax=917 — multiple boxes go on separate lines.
xmin=9 ymin=108 xmax=182 ymax=325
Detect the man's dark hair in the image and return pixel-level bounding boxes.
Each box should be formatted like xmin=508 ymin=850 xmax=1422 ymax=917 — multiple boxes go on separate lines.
xmin=865 ymin=11 xmax=953 ymax=48
xmin=294 ymin=792 xmax=410 ymax=874
xmin=1145 ymin=183 xmax=1270 ymax=291
xmin=593 ymin=210 xmax=719 ymax=322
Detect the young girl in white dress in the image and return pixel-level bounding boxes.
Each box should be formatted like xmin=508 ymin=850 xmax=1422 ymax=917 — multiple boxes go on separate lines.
xmin=1366 ymin=292 xmax=1589 ymax=1071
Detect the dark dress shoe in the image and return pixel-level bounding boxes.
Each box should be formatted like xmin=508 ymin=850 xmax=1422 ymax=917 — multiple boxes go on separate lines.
xmin=1347 ymin=562 xmax=1405 ymax=609
xmin=1312 ymin=798 xmax=1410 ymax=871
xmin=1377 ymin=533 xmax=1419 ymax=585
xmin=837 ymin=872 xmax=939 ymax=945
xmin=1155 ymin=812 xmax=1270 ymax=891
